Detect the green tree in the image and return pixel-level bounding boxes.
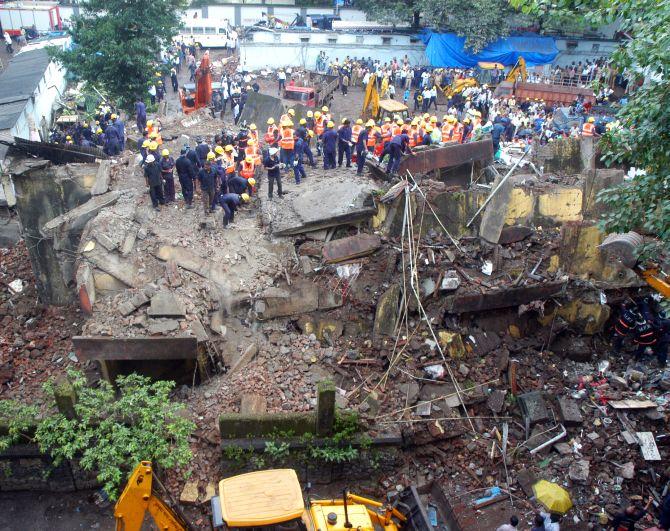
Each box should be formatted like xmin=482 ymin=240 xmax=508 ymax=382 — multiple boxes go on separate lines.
xmin=35 ymin=370 xmax=195 ymax=500
xmin=359 ymin=0 xmax=514 ymax=52
xmin=50 ymin=0 xmax=187 ymax=110
xmin=510 ymin=0 xmax=670 ymax=255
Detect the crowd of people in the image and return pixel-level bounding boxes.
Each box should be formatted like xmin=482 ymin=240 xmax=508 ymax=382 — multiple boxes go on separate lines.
xmin=49 ymin=104 xmax=126 ymax=155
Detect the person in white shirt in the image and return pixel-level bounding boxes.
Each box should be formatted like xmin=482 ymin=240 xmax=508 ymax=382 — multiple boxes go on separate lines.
xmin=496 ymin=515 xmax=518 ymax=531
xmin=277 ymin=69 xmax=287 ymax=94
xmin=540 ymin=511 xmax=560 ymax=531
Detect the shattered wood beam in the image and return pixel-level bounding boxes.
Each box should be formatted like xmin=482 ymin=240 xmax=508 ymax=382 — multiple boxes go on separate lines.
xmin=443 ymin=281 xmax=567 ymax=313
xmin=72 ymin=336 xmax=198 ymax=360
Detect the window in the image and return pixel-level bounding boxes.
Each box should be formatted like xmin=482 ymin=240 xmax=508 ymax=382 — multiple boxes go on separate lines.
xmin=205 ymin=27 xmax=216 ymax=34
xmin=192 ymin=27 xmax=204 ymax=34
xmin=355 ymin=35 xmax=363 ymax=44
xmin=382 ymin=37 xmax=392 ymax=45
xmin=328 ymin=37 xmax=337 ymax=44
xmin=410 ymin=37 xmax=419 ymax=43
xmin=219 ymin=28 xmax=227 ymax=34
xmin=184 ymin=27 xmax=192 ymax=34
xmin=300 ymin=36 xmax=310 ymax=43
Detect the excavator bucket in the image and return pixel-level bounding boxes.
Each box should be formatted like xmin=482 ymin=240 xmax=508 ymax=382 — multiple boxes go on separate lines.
xmin=599 ymin=231 xmax=643 ymax=268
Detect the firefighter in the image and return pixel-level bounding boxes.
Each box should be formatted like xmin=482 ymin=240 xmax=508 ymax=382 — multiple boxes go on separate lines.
xmin=264 ymin=118 xmax=279 ymax=147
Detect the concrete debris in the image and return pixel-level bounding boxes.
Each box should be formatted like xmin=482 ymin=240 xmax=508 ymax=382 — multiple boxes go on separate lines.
xmin=569 ymin=459 xmax=591 ymax=483
xmin=147 ymin=291 xmax=185 ymax=318
xmin=147 ymin=319 xmax=180 ymax=335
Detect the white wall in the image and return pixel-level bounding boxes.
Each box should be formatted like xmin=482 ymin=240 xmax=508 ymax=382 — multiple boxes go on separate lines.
xmin=10 ymin=59 xmax=67 ymax=141
xmin=553 ymin=38 xmax=618 ymax=67
xmin=240 ymin=32 xmax=426 ymax=69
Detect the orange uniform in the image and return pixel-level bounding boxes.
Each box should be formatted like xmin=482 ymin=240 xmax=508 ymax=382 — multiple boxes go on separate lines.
xmin=240 ymin=160 xmax=255 ymax=179
xmin=280 ymin=128 xmax=295 ymax=150
xmin=351 ymin=125 xmax=363 ymax=144
xmin=246 ymin=145 xmax=262 ymax=166
xmin=265 ymin=125 xmax=278 ymax=145
xmin=582 ymin=122 xmax=595 ymax=136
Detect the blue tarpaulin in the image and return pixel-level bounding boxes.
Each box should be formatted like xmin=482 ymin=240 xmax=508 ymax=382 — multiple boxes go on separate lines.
xmin=421 ymin=31 xmax=559 ymax=68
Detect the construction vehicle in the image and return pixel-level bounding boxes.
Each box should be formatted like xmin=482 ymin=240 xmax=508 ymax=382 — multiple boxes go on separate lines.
xmin=438 ymin=77 xmax=478 ymax=99
xmin=504 ymin=57 xmax=528 ymax=84
xmin=361 ymin=76 xmax=409 ymax=120
xmin=115 ymin=463 xmax=446 ymax=531
xmin=180 ymin=52 xmax=213 ymax=114
xmin=283 ymin=71 xmax=338 ymax=108
xmin=599 ymin=232 xmax=670 ymax=298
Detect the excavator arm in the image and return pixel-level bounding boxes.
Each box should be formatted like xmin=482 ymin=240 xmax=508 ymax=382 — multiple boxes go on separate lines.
xmin=114 ymin=461 xmax=191 ymax=531
xmin=505 ymin=57 xmax=527 ymax=83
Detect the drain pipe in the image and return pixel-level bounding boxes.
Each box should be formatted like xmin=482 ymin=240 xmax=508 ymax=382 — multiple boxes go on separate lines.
xmin=528 ymin=424 xmax=567 ymax=455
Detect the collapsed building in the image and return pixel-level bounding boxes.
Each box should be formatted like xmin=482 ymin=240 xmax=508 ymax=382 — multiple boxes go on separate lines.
xmin=2 ymin=106 xmax=668 ymax=529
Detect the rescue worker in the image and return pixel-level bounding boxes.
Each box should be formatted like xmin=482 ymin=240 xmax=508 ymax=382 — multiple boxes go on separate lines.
xmin=175 ymin=147 xmax=196 ymax=208
xmin=265 ymin=118 xmax=279 ymax=147
xmin=144 ymin=154 xmax=165 ymax=211
xmin=294 ymin=135 xmax=306 ymax=184
xmin=582 ymin=116 xmax=596 ymax=137
xmin=148 ymin=141 xmax=161 ymax=163
xmin=248 ymin=123 xmax=259 ymax=144
xmin=264 ymin=147 xmax=283 ymax=199
xmin=104 ymin=123 xmax=121 ymax=155
xmin=279 ymin=121 xmax=295 ymax=170
xmin=387 ymin=131 xmax=413 ymax=175
xmin=305 ymin=110 xmax=315 ymax=130
xmin=355 ymin=120 xmax=374 ymax=175
xmin=441 ymin=115 xmax=454 ymax=143
xmin=228 ymin=175 xmax=254 ymax=196
xmin=198 ymin=153 xmax=218 ymax=214
xmin=135 ymin=97 xmax=147 ymax=133
xmin=452 ymin=119 xmax=464 ymax=144
xmin=218 ymin=192 xmax=250 ymax=227
xmin=223 ymin=144 xmax=237 ymax=180
xmin=245 ymin=138 xmax=262 ymax=167
xmin=111 ymin=113 xmax=125 ymax=151
xmin=314 ymin=111 xmax=325 ymax=155
xmin=381 ymin=117 xmax=393 ymax=144
xmin=422 ymin=125 xmax=434 ymax=146
xmin=140 ymin=139 xmax=150 ymax=163
xmin=195 ymin=137 xmax=210 ymax=166
xmin=160 ymin=149 xmax=176 ymax=203
xmin=321 ymin=106 xmax=331 ymax=123
xmin=186 ymin=144 xmax=200 ymax=170
xmin=239 ymin=156 xmax=256 ymax=181
xmin=337 ymin=118 xmax=352 ymax=168
xmin=149 ymin=130 xmax=163 ymax=146
xmin=351 ymin=119 xmax=364 ymax=148
xmin=322 ymin=121 xmax=338 ymax=170
xmin=462 ymin=118 xmax=473 ymax=143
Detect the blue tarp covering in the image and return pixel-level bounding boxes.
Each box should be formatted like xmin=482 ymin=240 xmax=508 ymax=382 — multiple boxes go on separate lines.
xmin=421 ymin=31 xmax=559 ymax=68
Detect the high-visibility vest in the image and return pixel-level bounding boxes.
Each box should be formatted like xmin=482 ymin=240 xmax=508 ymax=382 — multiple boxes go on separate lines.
xmin=240 ymin=160 xmax=255 ymax=179
xmin=392 ymin=125 xmax=402 ymax=137
xmin=416 ymin=127 xmax=424 ymax=145
xmin=442 ymin=124 xmax=453 ymax=143
xmin=246 ymin=145 xmax=262 ymax=166
xmin=381 ymin=124 xmax=392 ymax=140
xmin=351 ymin=125 xmax=363 ymax=143
xmin=582 ymin=122 xmax=595 ymax=136
xmin=280 ymin=113 xmax=289 ymax=123
xmin=315 ymin=117 xmax=325 ymax=136
xmin=452 ymin=123 xmax=463 ymax=143
xmin=265 ymin=125 xmax=278 ymax=144
xmin=366 ymin=127 xmax=379 ymax=148
xmin=408 ymin=126 xmax=418 ymax=147
xmin=249 ymin=130 xmax=259 ymax=144
xmin=224 ymin=153 xmax=235 ymax=174
xmin=280 ymin=128 xmax=295 ymax=150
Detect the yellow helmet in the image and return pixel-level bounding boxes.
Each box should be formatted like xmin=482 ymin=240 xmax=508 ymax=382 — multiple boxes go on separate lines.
xmin=384 ymin=117 xmax=391 ymax=122
xmin=356 ymin=119 xmax=363 ymax=125
xmin=241 ymin=193 xmax=250 ymax=202
xmin=248 ymin=178 xmax=256 ymax=186
xmin=97 ymin=128 xmax=103 ymax=134
xmin=307 ymin=110 xmax=314 ymax=117
xmin=396 ymin=119 xmax=403 ymax=126
xmin=267 ymin=117 xmax=275 ymax=125
xmin=314 ymin=111 xmax=322 ymax=119
xmin=430 ymin=116 xmax=437 ymax=123
xmin=249 ymin=123 xmax=257 ymax=130
xmin=588 ymin=117 xmax=595 ymax=123
xmin=423 ymin=113 xmax=430 ymax=119
xmin=410 ymin=119 xmax=418 ymax=126
xmin=248 ymin=138 xmax=256 ymax=145
xmin=66 ymin=135 xmax=72 ymax=140
xmin=448 ymin=116 xmax=457 ymax=123
xmin=288 ymin=108 xmax=295 ymax=116
xmin=308 ymin=130 xmax=315 ymax=137
xmin=463 ymin=118 xmax=471 ymax=124
xmin=206 ymin=151 xmax=216 ymax=161
xmin=327 ymin=121 xmax=334 ymax=128
xmin=365 ymin=119 xmax=375 ymax=127
xmin=245 ymin=156 xmax=253 ymax=163
xmin=425 ymin=125 xmax=433 ymax=133
xmin=142 ymin=140 xmax=150 ymax=148
xmin=161 ymin=148 xmax=169 ymax=156
xmin=149 ymin=141 xmax=158 ymax=150
xmin=442 ymin=115 xmax=449 ymax=121
xmin=155 ymin=72 xmax=161 ymax=77
xmin=299 ymin=118 xmax=307 ymax=125
xmin=224 ymin=145 xmax=233 ymax=152
xmin=215 ymin=145 xmax=225 ymax=155
xmin=111 ymin=113 xmax=117 ymax=120
xmin=147 ymin=120 xmax=153 ymax=126
xmin=149 ymin=131 xmax=157 ymax=138
xmin=321 ymin=106 xmax=329 ymax=112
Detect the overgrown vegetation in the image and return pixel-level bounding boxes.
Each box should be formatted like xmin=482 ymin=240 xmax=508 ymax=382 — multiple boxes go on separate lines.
xmin=0 ymin=370 xmax=195 ymax=500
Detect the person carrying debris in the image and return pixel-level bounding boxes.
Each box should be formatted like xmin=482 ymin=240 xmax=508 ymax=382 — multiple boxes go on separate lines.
xmin=160 ymin=149 xmax=176 ymax=203
xmin=321 ymin=121 xmax=338 ymax=170
xmin=175 ymin=148 xmax=196 ymax=208
xmin=264 ymin=147 xmax=283 ymax=200
xmin=228 ymin=175 xmax=254 ymax=196
xmin=386 ymin=131 xmax=412 ymax=175
xmin=144 ymin=155 xmax=165 ymax=211
xmin=337 ymin=118 xmax=352 ymax=168
xmin=198 ymin=153 xmax=219 ymax=214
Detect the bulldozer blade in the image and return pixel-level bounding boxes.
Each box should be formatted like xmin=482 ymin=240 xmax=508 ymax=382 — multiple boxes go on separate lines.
xmin=599 ymin=231 xmax=643 ymax=268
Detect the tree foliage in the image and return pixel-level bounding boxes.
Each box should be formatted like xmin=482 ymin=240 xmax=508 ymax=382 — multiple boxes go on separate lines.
xmin=359 ymin=0 xmax=513 ymax=52
xmin=511 ymin=0 xmax=670 ymax=255
xmin=50 ymin=0 xmax=187 ymax=110
xmin=0 ymin=400 xmax=39 ymax=451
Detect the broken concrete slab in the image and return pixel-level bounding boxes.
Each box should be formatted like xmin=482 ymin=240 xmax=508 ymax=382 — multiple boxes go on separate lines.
xmin=637 ymin=432 xmax=661 ymax=461
xmin=322 ymin=234 xmax=381 ymax=264
xmin=91 ymin=160 xmax=112 ymax=196
xmin=72 ymin=336 xmax=198 ymax=360
xmin=478 ymin=171 xmax=516 ymax=244
xmin=147 ymin=291 xmax=185 ymax=318
xmin=120 ymin=227 xmax=138 ymax=257
xmin=498 ymin=226 xmax=533 ymax=245
xmin=95 ymin=232 xmax=118 ymax=252
xmin=228 ymin=343 xmax=258 ymax=375
xmin=256 ymin=284 xmax=318 ymax=319
xmin=155 ymin=245 xmax=230 ymax=288
xmin=117 ymin=291 xmax=150 ymax=317
xmin=179 ymin=480 xmax=199 ymax=505
xmin=240 ymin=393 xmax=267 ymax=415
xmin=190 ymin=319 xmax=208 ymax=343
xmin=41 ymin=191 xmax=121 ymax=238
xmin=84 ymin=246 xmax=143 ymax=288
xmin=147 ymin=319 xmax=180 ymax=335
xmin=399 ymin=382 xmax=420 ymax=405
xmin=440 ymin=271 xmax=461 ymax=291
xmin=209 ymin=309 xmax=227 ymax=337
xmin=443 ymin=281 xmax=567 ymax=313
xmin=373 ymin=284 xmax=401 ymax=339
xmin=568 ymin=459 xmax=590 ymax=483
xmin=558 ymin=398 xmax=583 ymax=426
xmin=518 ymin=391 xmax=549 ymax=426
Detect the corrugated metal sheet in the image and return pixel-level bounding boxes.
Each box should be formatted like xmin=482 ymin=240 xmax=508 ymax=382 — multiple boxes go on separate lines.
xmin=0 ymin=48 xmax=51 ymax=132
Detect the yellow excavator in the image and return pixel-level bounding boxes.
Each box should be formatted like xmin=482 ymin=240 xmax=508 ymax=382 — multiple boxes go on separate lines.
xmin=504 ymin=57 xmax=527 ymax=84
xmin=115 ymin=463 xmax=436 ymax=531
xmin=599 ymin=231 xmax=670 ymax=297
xmin=438 ymin=77 xmax=478 ymax=99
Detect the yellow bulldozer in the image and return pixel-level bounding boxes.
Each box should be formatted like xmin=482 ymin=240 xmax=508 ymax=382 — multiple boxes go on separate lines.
xmin=114 ymin=462 xmax=439 ymax=531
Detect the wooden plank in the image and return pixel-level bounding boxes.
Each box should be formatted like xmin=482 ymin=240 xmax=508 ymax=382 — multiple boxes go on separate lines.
xmin=322 ymin=234 xmax=381 ymax=264
xmin=609 ymin=400 xmax=657 ymax=410
xmin=73 ymin=336 xmax=198 ymax=361
xmin=443 ymin=281 xmax=567 ymax=313
xmin=636 ymin=432 xmax=661 ymax=461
